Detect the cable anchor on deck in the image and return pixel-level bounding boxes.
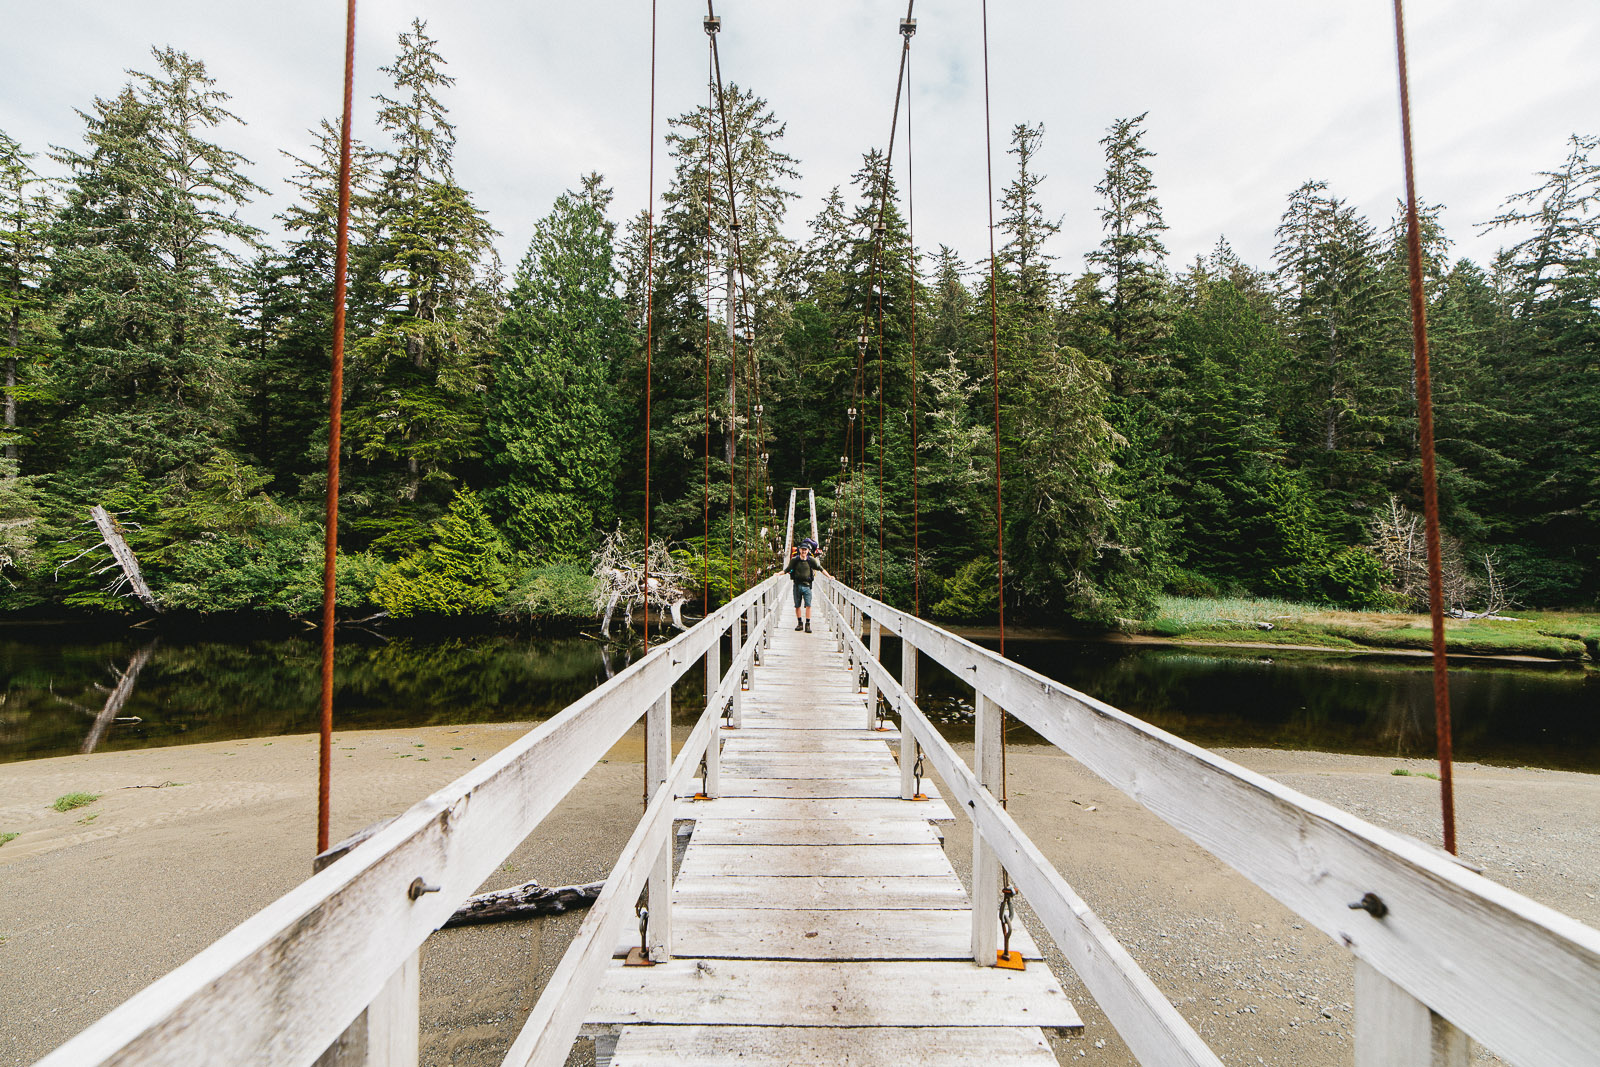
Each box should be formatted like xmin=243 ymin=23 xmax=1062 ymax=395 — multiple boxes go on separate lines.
xmin=720 ymin=696 xmax=735 ymax=730
xmin=910 ymin=747 xmax=928 ymax=801
xmin=997 ymin=885 xmax=1025 ymax=970
xmin=625 ymin=903 xmax=656 ymax=966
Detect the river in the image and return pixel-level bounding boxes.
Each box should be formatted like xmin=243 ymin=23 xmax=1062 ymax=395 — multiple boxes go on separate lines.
xmin=2 ymin=624 xmax=1596 ymax=772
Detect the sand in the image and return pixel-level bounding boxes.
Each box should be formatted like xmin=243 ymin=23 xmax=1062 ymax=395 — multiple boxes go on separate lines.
xmin=2 ymin=729 xmax=1596 ymax=1066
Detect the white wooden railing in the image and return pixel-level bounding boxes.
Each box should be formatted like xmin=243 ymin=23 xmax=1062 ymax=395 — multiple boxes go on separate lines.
xmin=819 ymin=576 xmax=1600 ymax=1067
xmin=35 ymin=570 xmax=785 ymax=1067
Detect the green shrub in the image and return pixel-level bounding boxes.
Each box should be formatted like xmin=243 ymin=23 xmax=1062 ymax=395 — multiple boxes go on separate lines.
xmin=930 ymin=559 xmax=999 ymax=620
xmin=52 ymin=792 xmax=100 ymax=812
xmin=373 ymin=491 xmax=520 ymax=616
xmin=504 ymin=561 xmax=599 ymax=620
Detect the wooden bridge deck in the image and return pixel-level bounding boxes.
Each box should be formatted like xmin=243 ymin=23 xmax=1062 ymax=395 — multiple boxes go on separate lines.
xmin=582 ymin=613 xmax=1081 ymax=1065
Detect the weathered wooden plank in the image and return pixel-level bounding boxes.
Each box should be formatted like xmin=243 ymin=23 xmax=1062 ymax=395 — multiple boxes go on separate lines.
xmin=608 ymin=1025 xmax=1059 ymax=1066
xmin=717 ymin=756 xmax=899 ymax=779
xmin=672 ymin=874 xmax=967 ymax=910
xmin=686 ymin=818 xmax=940 ymax=847
xmin=679 ymin=844 xmax=957 ymax=880
xmin=675 ymin=797 xmax=953 ymax=823
xmin=719 ymin=731 xmax=897 ymax=748
xmin=587 ymin=960 xmax=1081 ymax=1029
xmin=710 ymin=777 xmax=937 ymax=801
xmin=828 ymin=578 xmax=1600 ymax=1067
xmin=669 ymin=907 xmax=1042 ymax=960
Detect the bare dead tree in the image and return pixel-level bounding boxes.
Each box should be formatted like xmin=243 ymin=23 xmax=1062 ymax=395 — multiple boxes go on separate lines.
xmin=592 ymin=527 xmax=692 ymax=639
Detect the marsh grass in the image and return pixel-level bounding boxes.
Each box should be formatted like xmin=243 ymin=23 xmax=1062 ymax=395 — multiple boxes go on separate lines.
xmin=52 ymin=792 xmax=100 ymax=812
xmin=1144 ymin=596 xmax=1600 ymax=660
xmin=0 ymin=832 xmax=18 ymax=847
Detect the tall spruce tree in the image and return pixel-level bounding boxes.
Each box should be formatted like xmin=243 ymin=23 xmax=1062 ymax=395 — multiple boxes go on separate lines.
xmin=1085 ymin=112 xmax=1170 ymax=394
xmin=344 ymin=20 xmax=500 ymax=551
xmin=45 ymin=48 xmax=262 ymax=490
xmin=488 ymin=175 xmax=626 ymax=558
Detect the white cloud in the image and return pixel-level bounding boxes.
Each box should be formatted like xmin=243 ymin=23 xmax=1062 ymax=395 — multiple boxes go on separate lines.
xmin=4 ymin=0 xmax=1596 ymax=278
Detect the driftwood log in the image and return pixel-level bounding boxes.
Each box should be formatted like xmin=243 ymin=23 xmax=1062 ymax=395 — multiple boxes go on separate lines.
xmin=440 ymin=879 xmax=605 ymax=928
xmin=316 ymin=819 xmax=603 ymax=928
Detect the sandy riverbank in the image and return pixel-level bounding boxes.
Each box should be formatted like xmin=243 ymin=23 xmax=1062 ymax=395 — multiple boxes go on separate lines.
xmin=2 ymin=728 xmax=1596 ymax=1066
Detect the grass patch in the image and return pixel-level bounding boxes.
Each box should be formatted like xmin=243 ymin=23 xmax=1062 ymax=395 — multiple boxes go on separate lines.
xmin=0 ymin=832 xmax=18 ymax=847
xmin=1392 ymin=768 xmax=1440 ymax=780
xmin=77 ymin=812 xmax=99 ymax=825
xmin=52 ymin=792 xmax=101 ymax=812
xmin=1138 ymin=597 xmax=1600 ymax=660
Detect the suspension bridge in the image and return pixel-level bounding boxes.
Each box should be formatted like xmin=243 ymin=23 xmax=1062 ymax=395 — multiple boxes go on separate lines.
xmin=25 ymin=1 xmax=1600 ymax=1064
xmin=31 ymin=488 xmax=1600 ymax=1067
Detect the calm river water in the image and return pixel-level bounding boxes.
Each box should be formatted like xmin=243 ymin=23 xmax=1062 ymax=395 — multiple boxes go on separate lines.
xmin=3 ymin=625 xmax=1597 ymax=771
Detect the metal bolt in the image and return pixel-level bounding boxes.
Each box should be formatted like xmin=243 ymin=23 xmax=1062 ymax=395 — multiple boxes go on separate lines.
xmin=408 ymin=877 xmax=441 ymax=901
xmin=1348 ymin=892 xmax=1388 ymax=919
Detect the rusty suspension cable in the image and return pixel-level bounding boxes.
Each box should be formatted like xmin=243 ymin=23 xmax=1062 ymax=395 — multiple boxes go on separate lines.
xmin=317 ymin=0 xmax=358 ymax=857
xmin=1392 ymin=0 xmax=1457 ymax=854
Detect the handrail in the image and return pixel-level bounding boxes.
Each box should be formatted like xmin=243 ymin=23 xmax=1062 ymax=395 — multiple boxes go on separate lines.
xmin=822 ymin=576 xmax=1600 ymax=1067
xmin=36 ymin=573 xmax=784 ymax=1067
xmin=822 ymin=587 xmax=1221 ymax=1067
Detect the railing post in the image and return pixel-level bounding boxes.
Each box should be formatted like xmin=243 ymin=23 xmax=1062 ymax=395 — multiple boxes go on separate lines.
xmin=705 ymin=625 xmax=722 ymax=793
xmin=364 ymin=952 xmax=420 ymax=1067
xmin=900 ymin=636 xmax=918 ymax=800
xmin=647 ymin=692 xmax=672 ymax=961
xmin=972 ymin=692 xmax=1003 ymax=965
xmin=1355 ymin=960 xmax=1469 ymax=1067
xmin=311 ymin=857 xmax=419 ymax=1067
xmin=730 ymin=604 xmax=744 ymax=729
xmin=864 ymin=618 xmax=882 ymax=730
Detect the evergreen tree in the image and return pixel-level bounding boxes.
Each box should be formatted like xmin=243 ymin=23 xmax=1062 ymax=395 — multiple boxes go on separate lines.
xmin=488 ymin=175 xmax=626 ymax=558
xmin=45 ymin=47 xmax=263 ymax=488
xmin=344 ymin=20 xmax=500 ymax=551
xmin=1085 ymin=112 xmax=1170 ymax=392
xmin=0 ymin=130 xmax=53 ymax=466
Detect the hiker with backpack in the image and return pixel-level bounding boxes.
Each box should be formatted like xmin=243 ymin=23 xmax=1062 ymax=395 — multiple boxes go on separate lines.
xmin=784 ymin=539 xmax=826 ymax=632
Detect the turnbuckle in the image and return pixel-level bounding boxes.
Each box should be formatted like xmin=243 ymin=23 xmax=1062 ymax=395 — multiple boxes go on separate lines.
xmin=910 ymin=748 xmax=928 ymax=801
xmin=996 ymin=885 xmax=1025 ymax=969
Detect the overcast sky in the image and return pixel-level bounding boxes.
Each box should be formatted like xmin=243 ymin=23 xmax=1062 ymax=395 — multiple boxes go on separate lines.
xmin=5 ymin=1 xmax=1598 ymax=281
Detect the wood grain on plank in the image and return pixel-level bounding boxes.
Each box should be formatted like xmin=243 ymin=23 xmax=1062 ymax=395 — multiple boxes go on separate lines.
xmin=587 ymin=959 xmax=1081 ymax=1029
xmin=686 ymin=818 xmax=940 ymax=847
xmin=669 ymin=907 xmax=1042 ymax=960
xmin=672 ymin=874 xmax=968 ymax=910
xmin=679 ymin=844 xmax=957 ymax=879
xmin=608 ymin=1025 xmax=1058 ymax=1066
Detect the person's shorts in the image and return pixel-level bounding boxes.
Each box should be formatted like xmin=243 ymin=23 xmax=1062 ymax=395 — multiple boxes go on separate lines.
xmin=793 ymin=583 xmax=813 ymax=608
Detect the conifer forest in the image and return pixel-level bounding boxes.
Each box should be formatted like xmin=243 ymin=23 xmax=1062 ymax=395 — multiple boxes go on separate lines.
xmin=3 ymin=25 xmax=1598 ymax=626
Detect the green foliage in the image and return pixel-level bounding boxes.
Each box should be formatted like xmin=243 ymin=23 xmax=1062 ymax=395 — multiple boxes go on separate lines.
xmin=43 ymin=48 xmax=261 ymax=485
xmin=0 ymin=831 xmax=17 ymax=846
xmin=502 ymin=560 xmax=598 ymax=621
xmin=487 ymin=175 xmax=624 ymax=558
xmin=373 ymin=490 xmax=519 ymax=616
xmin=930 ymin=558 xmax=999 ymax=621
xmin=52 ymin=792 xmax=99 ymax=812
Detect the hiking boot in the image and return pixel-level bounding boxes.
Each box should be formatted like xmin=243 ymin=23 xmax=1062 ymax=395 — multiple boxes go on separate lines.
xmin=804 ymin=620 xmax=812 ymax=632
xmin=795 ymin=620 xmax=804 ymax=631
